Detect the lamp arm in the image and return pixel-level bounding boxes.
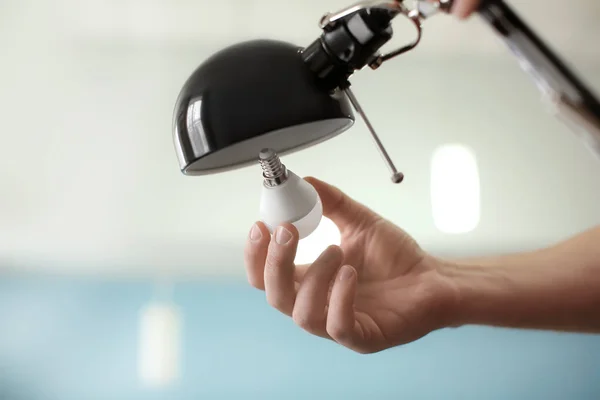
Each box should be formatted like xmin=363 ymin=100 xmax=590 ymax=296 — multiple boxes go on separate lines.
xmin=476 ymin=0 xmax=600 ymax=158
xmin=304 ymin=0 xmax=600 ymax=184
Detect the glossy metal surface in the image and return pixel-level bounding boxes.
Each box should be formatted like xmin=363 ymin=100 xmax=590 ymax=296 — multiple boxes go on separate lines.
xmin=172 ymin=40 xmax=355 ymax=175
xmin=259 ymin=148 xmax=289 ymax=187
xmin=319 ymin=0 xmax=406 ymax=29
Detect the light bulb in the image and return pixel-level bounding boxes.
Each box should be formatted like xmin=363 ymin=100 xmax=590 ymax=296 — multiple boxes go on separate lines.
xmin=258 ymin=149 xmax=322 ymax=240
xmin=295 ymin=217 xmax=341 ymax=264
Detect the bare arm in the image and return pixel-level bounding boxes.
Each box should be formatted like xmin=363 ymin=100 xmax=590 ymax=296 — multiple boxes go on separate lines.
xmin=436 ymin=0 xmax=600 ymax=333
xmin=445 ymin=226 xmax=600 ymax=333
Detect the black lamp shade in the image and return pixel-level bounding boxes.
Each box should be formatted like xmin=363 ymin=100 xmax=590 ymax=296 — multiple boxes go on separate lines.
xmin=172 ymin=39 xmax=355 ymax=175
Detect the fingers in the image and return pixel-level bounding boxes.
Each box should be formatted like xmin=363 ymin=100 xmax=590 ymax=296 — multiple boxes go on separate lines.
xmin=245 ymin=226 xmax=362 ymax=350
xmin=263 ymin=224 xmax=299 ymax=317
xmin=304 ymin=177 xmax=379 ymax=234
xmin=244 ymin=221 xmax=310 ymax=289
xmin=292 ymin=245 xmax=344 ymax=338
xmin=451 ymin=0 xmax=480 ymax=19
xmin=244 ymin=222 xmax=271 ymax=290
xmin=326 ymin=265 xmax=361 ymax=348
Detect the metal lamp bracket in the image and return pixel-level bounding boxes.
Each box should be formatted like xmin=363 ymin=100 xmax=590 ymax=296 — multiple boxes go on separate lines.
xmin=319 ymin=0 xmax=453 ymax=70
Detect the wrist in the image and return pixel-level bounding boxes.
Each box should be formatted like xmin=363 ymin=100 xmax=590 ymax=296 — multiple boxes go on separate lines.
xmin=438 ymin=259 xmax=517 ymax=329
xmin=437 ymin=228 xmax=600 ymax=333
xmin=440 ymin=252 xmax=600 ymax=332
xmin=429 ymin=258 xmax=479 ymax=329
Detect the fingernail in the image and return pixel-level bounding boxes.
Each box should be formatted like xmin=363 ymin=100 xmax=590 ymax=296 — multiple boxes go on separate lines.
xmin=339 ymin=265 xmax=354 ymax=281
xmin=249 ymin=224 xmax=262 ymax=241
xmin=275 ymin=226 xmax=292 ymax=245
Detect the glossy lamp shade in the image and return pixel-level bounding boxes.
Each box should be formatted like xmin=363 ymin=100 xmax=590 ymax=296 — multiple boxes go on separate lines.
xmin=172 ymin=40 xmax=355 ymax=175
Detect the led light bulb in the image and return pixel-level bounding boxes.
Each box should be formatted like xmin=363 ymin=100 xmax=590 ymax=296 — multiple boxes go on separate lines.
xmin=295 ymin=217 xmax=341 ymax=264
xmin=258 ymin=149 xmax=323 ymax=240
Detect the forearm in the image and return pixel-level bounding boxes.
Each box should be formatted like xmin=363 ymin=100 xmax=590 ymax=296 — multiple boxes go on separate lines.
xmin=445 ymin=226 xmax=600 ymax=333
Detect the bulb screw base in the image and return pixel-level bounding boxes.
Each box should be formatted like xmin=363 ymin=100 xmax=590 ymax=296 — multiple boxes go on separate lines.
xmin=259 ymin=148 xmax=288 ymax=187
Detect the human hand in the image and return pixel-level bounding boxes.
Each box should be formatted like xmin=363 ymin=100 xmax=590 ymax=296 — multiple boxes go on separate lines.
xmin=450 ymin=0 xmax=481 ymax=19
xmin=244 ymin=177 xmax=461 ymax=354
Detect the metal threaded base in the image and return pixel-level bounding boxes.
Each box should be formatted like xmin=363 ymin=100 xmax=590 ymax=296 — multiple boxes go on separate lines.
xmin=259 ymin=148 xmax=288 ymax=187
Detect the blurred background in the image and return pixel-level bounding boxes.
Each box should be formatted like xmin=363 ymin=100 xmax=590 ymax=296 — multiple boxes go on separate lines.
xmin=1 ymin=0 xmax=600 ymax=398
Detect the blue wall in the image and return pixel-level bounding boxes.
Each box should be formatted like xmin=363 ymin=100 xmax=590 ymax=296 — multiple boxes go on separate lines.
xmin=0 ymin=276 xmax=599 ymax=400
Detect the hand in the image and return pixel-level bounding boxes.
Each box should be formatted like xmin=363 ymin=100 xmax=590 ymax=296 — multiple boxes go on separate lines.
xmin=244 ymin=177 xmax=461 ymax=354
xmin=450 ymin=0 xmax=481 ymax=19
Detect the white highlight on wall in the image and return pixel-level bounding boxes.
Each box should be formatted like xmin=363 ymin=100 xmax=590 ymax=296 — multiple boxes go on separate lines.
xmin=430 ymin=144 xmax=481 ymax=234
xmin=294 ymin=217 xmax=341 ymax=265
xmin=138 ymin=302 xmax=182 ymax=388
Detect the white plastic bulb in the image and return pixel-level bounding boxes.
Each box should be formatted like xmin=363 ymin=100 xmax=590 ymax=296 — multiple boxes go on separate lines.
xmin=258 ymin=149 xmax=323 ymax=240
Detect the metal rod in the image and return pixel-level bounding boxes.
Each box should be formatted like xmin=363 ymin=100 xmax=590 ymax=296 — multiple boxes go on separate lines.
xmin=344 ymin=87 xmax=404 ymax=183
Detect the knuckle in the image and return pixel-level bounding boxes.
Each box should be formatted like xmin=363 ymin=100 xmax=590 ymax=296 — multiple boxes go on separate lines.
xmin=292 ymin=311 xmax=323 ymax=333
xmin=326 ymin=323 xmax=349 ymax=341
xmin=264 ymin=251 xmax=285 ymax=274
xmin=354 ymin=346 xmax=375 ymax=355
xmin=247 ymin=275 xmax=264 ymax=291
xmin=266 ymin=294 xmax=291 ymax=314
xmin=327 ymin=326 xmax=369 ymax=356
xmin=244 ymin=240 xmax=265 ymax=259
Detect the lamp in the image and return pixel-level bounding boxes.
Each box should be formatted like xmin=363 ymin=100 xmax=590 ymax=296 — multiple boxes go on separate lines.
xmin=172 ymin=0 xmax=423 ymax=183
xmin=172 ymin=39 xmax=356 ymax=176
xmin=172 ymin=0 xmax=600 ymax=181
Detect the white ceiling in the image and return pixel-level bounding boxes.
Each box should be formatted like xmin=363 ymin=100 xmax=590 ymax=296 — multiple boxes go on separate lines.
xmin=1 ymin=0 xmax=600 ymax=278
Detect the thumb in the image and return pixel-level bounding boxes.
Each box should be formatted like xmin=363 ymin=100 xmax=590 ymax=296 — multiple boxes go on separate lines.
xmin=304 ymin=177 xmax=380 ymax=234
